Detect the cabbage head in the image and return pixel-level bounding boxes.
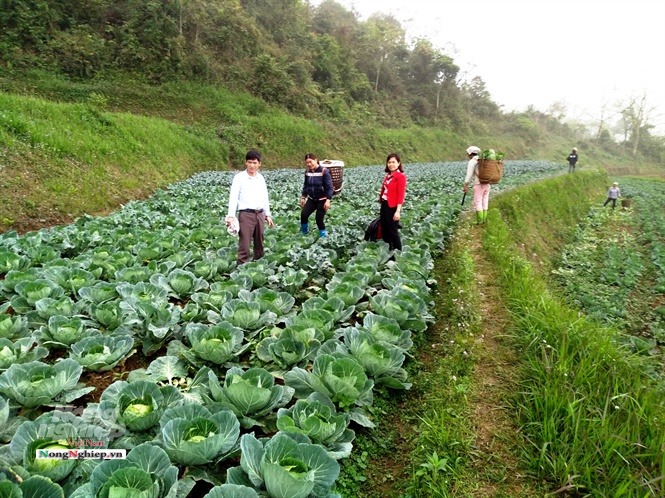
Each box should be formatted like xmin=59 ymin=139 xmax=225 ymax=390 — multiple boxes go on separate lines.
xmin=0 ymin=312 xmax=29 ymax=340
xmin=227 ymin=432 xmax=339 ymax=498
xmin=369 ymin=287 xmax=433 ymax=332
xmin=301 ymin=296 xmax=354 ymax=323
xmin=203 ymin=484 xmax=259 ymax=498
xmin=77 ymin=282 xmax=120 ymax=305
xmin=69 ymin=334 xmax=134 ymax=371
xmin=277 ymin=393 xmax=355 ymax=459
xmin=38 ymin=315 xmax=91 ymax=349
xmin=158 ymin=403 xmax=240 ymax=465
xmin=0 ymin=337 xmax=49 ymax=371
xmin=239 ymin=288 xmax=295 ymax=316
xmin=11 ymin=410 xmax=109 ymax=482
xmin=284 ymin=354 xmax=374 ymax=411
xmin=185 ymin=321 xmax=247 ymax=365
xmin=150 ymin=268 xmax=209 ymax=299
xmin=0 ymin=475 xmax=65 ymax=498
xmin=208 ymin=367 xmax=293 ymax=428
xmin=284 ymin=309 xmax=337 ymax=341
xmin=98 ymin=380 xmax=181 ymax=432
xmin=255 ymin=326 xmax=325 ymax=371
xmin=74 ymin=443 xmax=178 ymax=498
xmin=0 ymin=359 xmax=93 ymax=408
xmin=220 ymin=299 xmax=277 ymax=331
xmin=358 ymin=313 xmax=413 ymax=351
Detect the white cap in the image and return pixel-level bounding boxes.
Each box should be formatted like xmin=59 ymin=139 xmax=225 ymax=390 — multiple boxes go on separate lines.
xmin=613 ymin=182 xmax=618 ymax=186
xmin=466 ymin=146 xmax=481 ymax=155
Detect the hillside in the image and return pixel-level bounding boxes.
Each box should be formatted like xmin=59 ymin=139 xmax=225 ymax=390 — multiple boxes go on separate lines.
xmin=1 ymin=72 xmax=661 ymax=235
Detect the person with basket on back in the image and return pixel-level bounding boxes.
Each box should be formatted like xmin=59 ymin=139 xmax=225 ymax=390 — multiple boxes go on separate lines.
xmin=463 ymin=145 xmax=489 ymax=224
xmin=300 ymin=153 xmax=334 ymax=237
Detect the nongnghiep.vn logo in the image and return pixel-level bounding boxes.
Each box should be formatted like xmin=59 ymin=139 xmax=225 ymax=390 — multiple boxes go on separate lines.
xmin=36 ymin=449 xmax=127 ymax=460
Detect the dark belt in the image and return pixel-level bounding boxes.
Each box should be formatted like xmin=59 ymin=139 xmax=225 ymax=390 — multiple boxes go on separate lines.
xmin=239 ymin=208 xmax=264 ymax=213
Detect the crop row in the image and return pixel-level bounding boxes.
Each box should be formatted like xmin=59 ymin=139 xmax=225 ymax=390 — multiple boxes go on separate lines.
xmin=0 ymin=160 xmax=561 ymax=497
xmin=552 ymin=177 xmax=665 ymax=367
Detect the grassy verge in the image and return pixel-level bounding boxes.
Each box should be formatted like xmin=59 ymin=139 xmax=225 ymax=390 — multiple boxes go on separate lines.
xmin=339 ymin=217 xmax=548 ymax=497
xmin=400 ymin=237 xmax=479 ymax=497
xmin=336 ymin=234 xmax=482 ymax=497
xmin=0 ymin=92 xmax=222 ymax=231
xmin=481 ymin=181 xmax=665 ymax=495
xmin=348 ymin=172 xmax=664 ymax=496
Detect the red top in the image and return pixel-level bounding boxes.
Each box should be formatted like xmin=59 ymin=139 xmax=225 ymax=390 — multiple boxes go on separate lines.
xmin=379 ymin=170 xmax=407 ymax=208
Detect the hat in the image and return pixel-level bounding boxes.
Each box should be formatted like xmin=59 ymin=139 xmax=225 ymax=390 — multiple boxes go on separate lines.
xmin=227 ymin=218 xmax=239 ymax=236
xmin=466 ymin=146 xmax=481 ymax=155
xmin=613 ymin=182 xmax=618 ymax=186
xmin=573 ymin=147 xmax=577 ymax=151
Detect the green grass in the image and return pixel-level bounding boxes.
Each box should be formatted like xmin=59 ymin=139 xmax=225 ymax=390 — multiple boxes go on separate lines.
xmin=0 ymin=92 xmax=223 ymax=229
xmin=359 ymin=173 xmax=665 ymax=497
xmin=401 ymin=242 xmax=479 ymax=497
xmin=482 ymin=182 xmax=665 ymax=495
xmin=2 ymin=69 xmax=663 ymax=234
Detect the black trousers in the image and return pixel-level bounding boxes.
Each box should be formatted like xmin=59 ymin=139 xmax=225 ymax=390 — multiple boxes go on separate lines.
xmin=300 ymin=197 xmax=327 ymax=229
xmin=603 ymin=198 xmax=617 ymax=209
xmin=380 ymin=200 xmax=401 ymax=250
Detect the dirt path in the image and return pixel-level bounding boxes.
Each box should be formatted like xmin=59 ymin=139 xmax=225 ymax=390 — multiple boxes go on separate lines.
xmin=464 ymin=223 xmax=533 ymax=496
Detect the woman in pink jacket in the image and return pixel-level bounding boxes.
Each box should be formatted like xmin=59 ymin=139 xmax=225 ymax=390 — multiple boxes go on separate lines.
xmin=378 ymin=153 xmax=407 ymax=250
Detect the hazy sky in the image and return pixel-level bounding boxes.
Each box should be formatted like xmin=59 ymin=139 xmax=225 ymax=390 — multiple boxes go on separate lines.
xmin=311 ymin=0 xmax=665 ymax=135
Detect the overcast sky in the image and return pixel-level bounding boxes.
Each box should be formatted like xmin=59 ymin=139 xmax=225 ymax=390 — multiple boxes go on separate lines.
xmin=311 ymin=0 xmax=665 ymax=135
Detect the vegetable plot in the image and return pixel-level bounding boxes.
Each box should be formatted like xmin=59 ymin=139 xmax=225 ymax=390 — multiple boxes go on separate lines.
xmin=552 ymin=178 xmax=665 ymax=362
xmin=0 ymin=160 xmax=561 ymax=496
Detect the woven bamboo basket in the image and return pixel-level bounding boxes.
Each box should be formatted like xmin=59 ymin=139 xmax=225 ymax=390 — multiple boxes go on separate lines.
xmin=621 ymin=198 xmax=632 ymax=208
xmin=476 ymin=159 xmax=504 ymax=184
xmin=321 ymin=160 xmax=345 ymax=194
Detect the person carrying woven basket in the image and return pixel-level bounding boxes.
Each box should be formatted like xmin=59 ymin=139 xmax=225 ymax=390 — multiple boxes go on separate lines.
xmin=463 ymin=145 xmax=489 ymax=224
xmin=300 ymin=153 xmax=334 ymax=237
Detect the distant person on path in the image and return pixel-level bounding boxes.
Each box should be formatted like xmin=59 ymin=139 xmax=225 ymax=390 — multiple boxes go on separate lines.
xmin=378 ymin=153 xmax=407 ymax=251
xmin=226 ymin=149 xmax=274 ymax=265
xmin=603 ymin=182 xmax=621 ymax=209
xmin=567 ymin=147 xmax=579 ymax=173
xmin=463 ymin=145 xmax=489 ymax=224
xmin=300 ymin=153 xmax=334 ymax=237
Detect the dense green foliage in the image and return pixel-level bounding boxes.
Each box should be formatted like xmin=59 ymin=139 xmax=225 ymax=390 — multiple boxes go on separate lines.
xmin=0 ymin=161 xmax=563 ymax=496
xmin=481 ymin=174 xmax=665 ymax=496
xmin=1 ymin=0 xmax=663 ymax=162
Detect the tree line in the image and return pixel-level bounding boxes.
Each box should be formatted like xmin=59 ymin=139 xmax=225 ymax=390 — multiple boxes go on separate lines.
xmin=0 ymin=0 xmax=662 ymax=163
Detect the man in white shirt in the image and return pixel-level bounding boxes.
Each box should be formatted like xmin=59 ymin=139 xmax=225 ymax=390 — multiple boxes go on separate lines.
xmin=226 ymin=150 xmax=274 ymax=264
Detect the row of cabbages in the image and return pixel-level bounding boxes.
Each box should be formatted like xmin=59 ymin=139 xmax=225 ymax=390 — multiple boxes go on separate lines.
xmin=0 ymin=162 xmax=562 ymax=497
xmin=0 ymin=246 xmax=435 ymax=498
xmin=0 ymin=164 xmax=460 ymax=498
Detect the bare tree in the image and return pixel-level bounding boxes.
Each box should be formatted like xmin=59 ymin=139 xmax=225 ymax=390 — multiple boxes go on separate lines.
xmin=616 ymin=92 xmax=657 ymax=157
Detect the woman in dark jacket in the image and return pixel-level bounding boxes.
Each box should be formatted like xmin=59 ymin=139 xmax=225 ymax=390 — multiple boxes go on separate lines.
xmin=378 ymin=153 xmax=407 ymax=250
xmin=300 ymin=153 xmax=334 ymax=237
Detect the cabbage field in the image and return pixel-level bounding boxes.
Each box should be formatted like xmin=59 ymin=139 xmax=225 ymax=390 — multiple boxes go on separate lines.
xmin=553 ymin=177 xmax=665 ymax=364
xmin=0 ymin=160 xmax=562 ymax=497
